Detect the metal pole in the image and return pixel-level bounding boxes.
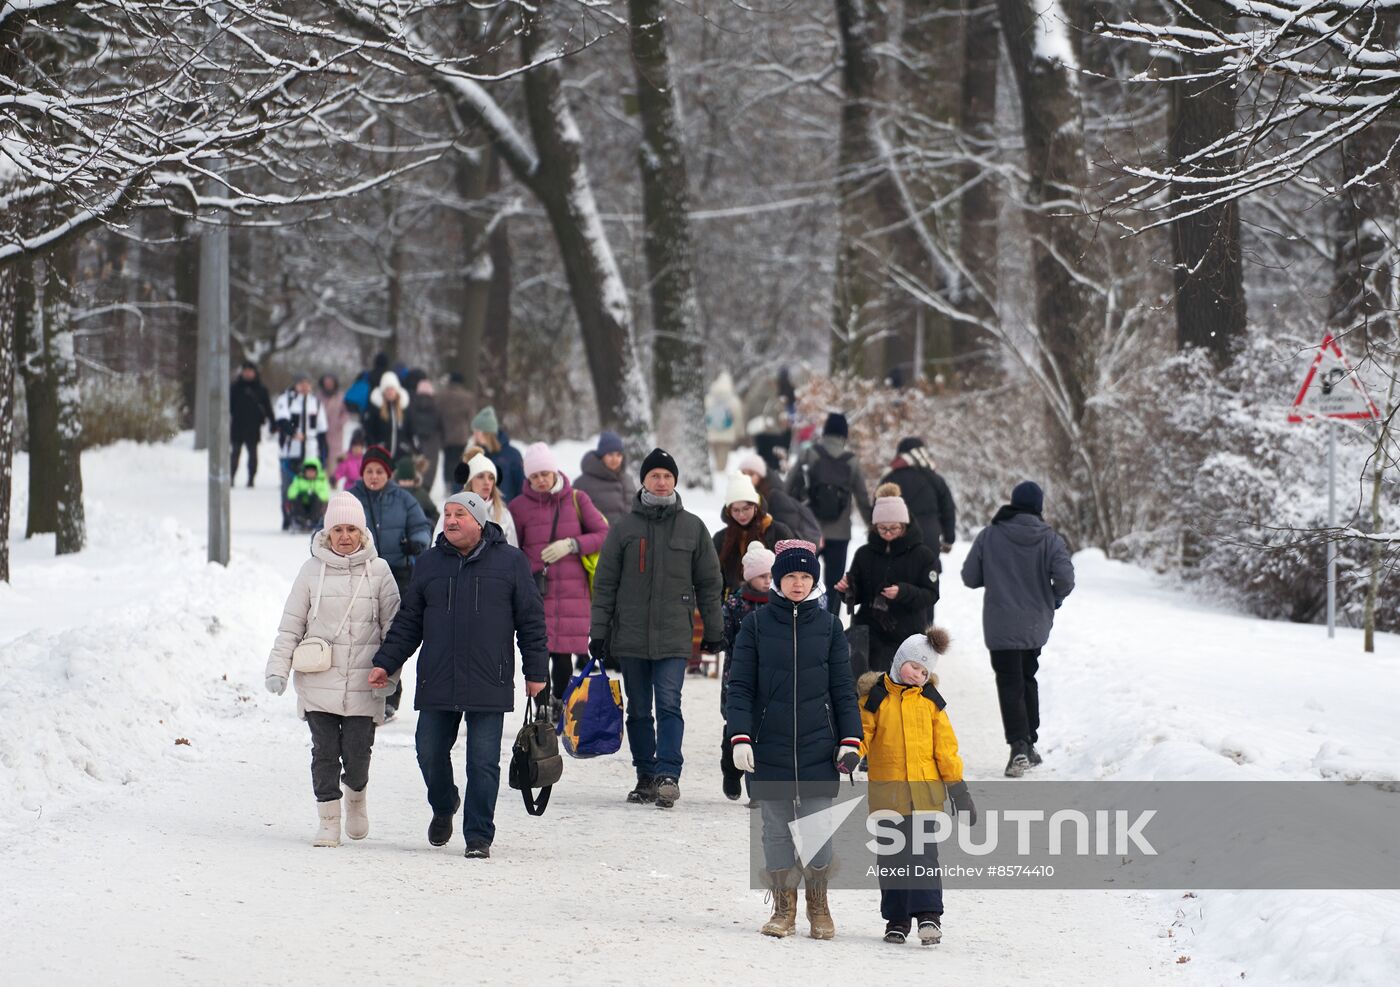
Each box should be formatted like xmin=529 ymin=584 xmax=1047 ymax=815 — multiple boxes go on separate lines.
xmin=200 ymin=162 xmax=231 ymax=565
xmin=1326 ymin=419 xmax=1336 ymax=638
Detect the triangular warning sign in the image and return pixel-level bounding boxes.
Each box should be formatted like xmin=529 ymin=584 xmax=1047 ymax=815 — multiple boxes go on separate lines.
xmin=1288 ymin=333 xmax=1380 ymax=423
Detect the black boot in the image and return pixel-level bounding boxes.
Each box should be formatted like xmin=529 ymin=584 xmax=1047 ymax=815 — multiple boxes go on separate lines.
xmin=1027 ymin=743 xmax=1043 ymax=767
xmin=654 ymin=776 xmax=680 ymax=809
xmin=1004 ymin=740 xmax=1031 ymax=778
xmin=428 ymin=796 xmax=461 ymax=846
xmin=915 ymin=912 xmax=942 ymax=945
xmin=627 ymin=776 xmax=657 ymax=804
xmin=883 ymin=920 xmax=910 ymax=944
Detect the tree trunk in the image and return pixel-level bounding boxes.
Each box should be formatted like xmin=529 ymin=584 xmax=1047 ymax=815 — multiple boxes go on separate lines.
xmin=19 ymin=256 xmax=58 ymax=537
xmin=453 ymin=145 xmax=497 ymax=395
xmin=1169 ymin=1 xmax=1246 ymax=365
xmin=46 ymin=243 xmax=85 ymax=554
xmin=0 ymin=261 xmax=14 ymax=582
xmin=628 ymin=0 xmax=710 ymax=486
xmin=890 ymin=0 xmax=962 ymax=382
xmin=518 ymin=1 xmax=653 ymax=458
xmin=998 ymin=0 xmax=1100 ymax=536
xmin=953 ymin=0 xmax=1001 ymax=379
xmin=483 ymin=188 xmax=513 ymax=408
xmin=1330 ymin=11 xmax=1400 ymax=351
xmin=174 ymin=217 xmax=200 ymax=428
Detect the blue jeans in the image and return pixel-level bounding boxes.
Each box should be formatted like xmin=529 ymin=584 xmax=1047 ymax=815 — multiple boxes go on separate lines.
xmin=760 ymin=796 xmax=834 ymax=870
xmin=415 ymin=709 xmax=505 ymax=846
xmin=619 ymin=656 xmax=687 ymax=779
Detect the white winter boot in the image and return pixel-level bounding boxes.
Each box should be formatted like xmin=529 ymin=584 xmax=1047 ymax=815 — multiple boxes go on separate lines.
xmin=343 ymin=787 xmax=369 ymax=840
xmin=313 ymin=800 xmax=341 ymax=847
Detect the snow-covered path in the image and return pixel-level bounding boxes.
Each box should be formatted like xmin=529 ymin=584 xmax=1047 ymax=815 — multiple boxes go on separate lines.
xmin=4 ymin=436 xmax=1397 ymax=984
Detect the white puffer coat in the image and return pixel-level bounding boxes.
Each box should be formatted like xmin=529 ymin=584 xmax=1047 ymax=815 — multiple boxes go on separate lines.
xmin=266 ymin=528 xmax=401 ymax=724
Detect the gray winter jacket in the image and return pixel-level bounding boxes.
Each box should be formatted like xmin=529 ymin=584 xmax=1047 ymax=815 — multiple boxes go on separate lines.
xmin=573 ymin=450 xmax=636 ymax=525
xmin=961 ymin=511 xmax=1075 ymax=651
xmin=785 ymin=436 xmax=873 ymax=541
xmin=590 ymin=492 xmax=724 ymax=660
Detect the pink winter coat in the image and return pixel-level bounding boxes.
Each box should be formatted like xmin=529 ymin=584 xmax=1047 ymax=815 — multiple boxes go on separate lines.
xmin=509 ymin=476 xmax=609 ymax=654
xmin=333 ymin=451 xmax=363 ymax=489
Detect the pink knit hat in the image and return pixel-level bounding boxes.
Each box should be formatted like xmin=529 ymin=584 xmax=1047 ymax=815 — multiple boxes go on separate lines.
xmin=522 ymin=442 xmax=558 ymax=478
xmin=742 ymin=542 xmax=776 ymax=582
xmin=871 ymin=496 xmax=910 ymax=525
xmin=324 ymin=492 xmax=367 ymax=530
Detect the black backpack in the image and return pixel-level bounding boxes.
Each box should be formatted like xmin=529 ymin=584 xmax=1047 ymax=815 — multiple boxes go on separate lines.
xmin=807 ymin=447 xmax=853 ymax=522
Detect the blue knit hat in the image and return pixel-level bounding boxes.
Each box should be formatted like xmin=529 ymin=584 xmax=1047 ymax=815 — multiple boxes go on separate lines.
xmin=596 ymin=431 xmax=624 ymax=456
xmin=1011 ymin=480 xmax=1044 ymax=515
xmin=772 ymin=539 xmax=821 ymax=582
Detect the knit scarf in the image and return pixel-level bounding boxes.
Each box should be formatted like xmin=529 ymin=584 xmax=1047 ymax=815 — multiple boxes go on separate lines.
xmin=640 ymin=490 xmax=677 ymax=508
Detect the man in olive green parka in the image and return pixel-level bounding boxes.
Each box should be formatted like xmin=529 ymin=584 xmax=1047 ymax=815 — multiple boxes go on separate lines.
xmin=589 ymin=448 xmax=724 ymax=809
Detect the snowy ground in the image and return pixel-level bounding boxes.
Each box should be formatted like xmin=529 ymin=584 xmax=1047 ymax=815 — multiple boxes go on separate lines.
xmin=3 ymin=435 xmax=1398 ymax=985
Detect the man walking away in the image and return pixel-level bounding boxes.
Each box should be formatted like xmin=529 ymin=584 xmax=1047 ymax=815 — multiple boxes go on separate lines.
xmin=961 ymin=481 xmax=1074 ymax=777
xmin=785 ymin=413 xmax=872 ymax=614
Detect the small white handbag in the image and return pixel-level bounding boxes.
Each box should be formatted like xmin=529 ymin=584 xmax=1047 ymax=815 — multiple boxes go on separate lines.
xmin=292 ymin=571 xmax=367 ymax=673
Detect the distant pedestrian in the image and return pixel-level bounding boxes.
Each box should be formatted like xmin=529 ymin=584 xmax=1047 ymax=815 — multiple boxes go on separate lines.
xmin=274 ymin=374 xmax=329 ymax=531
xmin=573 ymin=431 xmax=635 ymax=525
xmin=409 ymin=378 xmax=444 ymax=493
xmin=880 ymin=437 xmax=956 ymax=558
xmin=365 ymin=372 xmax=412 ymax=459
xmin=737 ymin=454 xmax=821 ymax=545
xmin=438 ymin=373 xmax=473 ymax=493
xmin=705 ymin=371 xmax=745 ymax=472
xmin=785 ymin=413 xmax=872 ymax=613
xmin=286 ymin=456 xmax=331 ymax=531
xmin=395 ymin=456 xmax=439 ymax=530
xmin=960 ymin=480 xmax=1075 ymax=777
xmin=471 ymin=405 xmax=524 ymax=503
xmin=230 ymin=361 xmax=274 ymax=487
xmin=319 ymin=374 xmax=349 ymax=460
xmin=333 ymin=431 xmax=366 ymax=490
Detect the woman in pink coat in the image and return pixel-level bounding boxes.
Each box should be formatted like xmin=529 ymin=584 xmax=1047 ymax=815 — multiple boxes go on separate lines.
xmin=509 ymin=442 xmax=610 ymax=707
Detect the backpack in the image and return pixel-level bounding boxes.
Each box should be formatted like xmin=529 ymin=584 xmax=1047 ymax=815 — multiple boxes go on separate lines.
xmin=343 ymin=372 xmax=371 ymax=414
xmin=807 ymin=447 xmax=853 ymax=522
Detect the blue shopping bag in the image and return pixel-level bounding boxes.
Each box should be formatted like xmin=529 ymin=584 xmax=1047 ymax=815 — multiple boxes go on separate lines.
xmin=556 ymin=656 xmax=624 ymax=758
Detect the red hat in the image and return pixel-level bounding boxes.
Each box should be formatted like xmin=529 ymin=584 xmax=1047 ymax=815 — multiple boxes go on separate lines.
xmin=362 ymin=444 xmax=394 ymax=475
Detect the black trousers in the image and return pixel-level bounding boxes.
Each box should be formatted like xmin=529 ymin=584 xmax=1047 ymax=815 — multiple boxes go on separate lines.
xmin=548 ymin=652 xmax=582 ymax=703
xmin=306 ymin=712 xmax=376 ymax=802
xmin=820 ymin=538 xmax=849 ymax=614
xmin=443 ymin=444 xmax=466 ymax=494
xmin=231 ymin=436 xmax=258 ymax=483
xmin=989 ymin=648 xmax=1041 ymax=745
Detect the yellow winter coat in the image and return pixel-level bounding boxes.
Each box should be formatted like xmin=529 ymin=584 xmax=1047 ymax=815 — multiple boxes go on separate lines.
xmin=858 ymin=671 xmax=964 ymax=815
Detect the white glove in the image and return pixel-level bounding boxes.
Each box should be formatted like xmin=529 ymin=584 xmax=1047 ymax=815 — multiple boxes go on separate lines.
xmin=265 ymin=674 xmax=287 ymax=696
xmin=540 ymin=539 xmax=575 ymax=565
xmin=732 ymin=742 xmax=755 ymax=773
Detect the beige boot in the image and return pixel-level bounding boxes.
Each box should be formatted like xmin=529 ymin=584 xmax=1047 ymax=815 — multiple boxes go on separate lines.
xmin=313 ymin=800 xmax=341 ymax=847
xmin=804 ymin=864 xmax=835 ymax=939
xmin=760 ymin=869 xmax=799 ymax=938
xmin=343 ymin=787 xmax=369 ymax=840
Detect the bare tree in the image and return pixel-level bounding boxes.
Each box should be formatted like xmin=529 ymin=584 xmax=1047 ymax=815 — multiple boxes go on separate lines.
xmin=628 ymin=0 xmax=709 ymax=484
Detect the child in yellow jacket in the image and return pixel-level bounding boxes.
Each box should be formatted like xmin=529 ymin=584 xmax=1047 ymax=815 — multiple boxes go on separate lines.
xmin=859 ymin=627 xmax=977 ymax=946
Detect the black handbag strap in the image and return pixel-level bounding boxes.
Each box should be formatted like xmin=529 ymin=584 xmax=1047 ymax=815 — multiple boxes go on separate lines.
xmin=518 ymin=696 xmax=553 ymax=816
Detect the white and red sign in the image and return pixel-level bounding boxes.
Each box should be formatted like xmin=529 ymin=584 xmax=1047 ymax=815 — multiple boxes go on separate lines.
xmin=1288 ymin=333 xmax=1380 ymax=423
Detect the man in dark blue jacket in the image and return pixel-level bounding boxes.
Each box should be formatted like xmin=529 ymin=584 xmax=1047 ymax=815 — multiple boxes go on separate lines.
xmin=369 ymin=492 xmax=548 ymax=858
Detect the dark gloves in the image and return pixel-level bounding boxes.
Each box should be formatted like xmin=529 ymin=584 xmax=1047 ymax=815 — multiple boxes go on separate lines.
xmin=589 ymin=638 xmax=608 ymax=664
xmin=946 ymin=780 xmax=977 ymax=825
xmin=940 ymin=542 xmax=952 ymax=555
xmin=700 ymin=639 xmax=726 ymax=655
xmin=1054 ymin=598 xmax=1063 ymax=610
xmin=400 ymin=537 xmax=425 ymax=558
xmin=834 ymin=739 xmax=862 ymax=775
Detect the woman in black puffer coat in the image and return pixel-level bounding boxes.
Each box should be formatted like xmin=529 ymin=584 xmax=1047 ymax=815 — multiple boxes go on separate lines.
xmin=725 ymin=541 xmax=862 ymax=939
xmin=835 ymin=491 xmax=939 ymax=675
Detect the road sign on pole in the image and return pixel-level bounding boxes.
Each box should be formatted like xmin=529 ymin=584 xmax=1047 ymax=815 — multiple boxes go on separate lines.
xmin=1288 ymin=334 xmax=1379 ymax=639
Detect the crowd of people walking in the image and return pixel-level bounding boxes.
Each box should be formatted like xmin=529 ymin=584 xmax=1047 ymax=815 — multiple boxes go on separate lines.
xmin=259 ymin=364 xmax=1076 ymax=947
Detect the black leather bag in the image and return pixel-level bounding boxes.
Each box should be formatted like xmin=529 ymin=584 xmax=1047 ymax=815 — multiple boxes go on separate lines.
xmin=508 ymin=696 xmax=564 ymax=816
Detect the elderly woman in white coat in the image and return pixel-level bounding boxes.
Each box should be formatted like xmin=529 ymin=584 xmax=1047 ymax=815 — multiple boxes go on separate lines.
xmin=265 ymin=491 xmax=401 ymax=847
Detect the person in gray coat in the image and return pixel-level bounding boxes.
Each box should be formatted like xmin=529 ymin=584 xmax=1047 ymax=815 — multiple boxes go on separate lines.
xmin=961 ymin=480 xmax=1074 ymax=778
xmin=784 ymin=413 xmax=873 ymax=614
xmin=573 ymin=431 xmax=635 ymax=525
xmin=589 ymin=448 xmax=724 ymax=810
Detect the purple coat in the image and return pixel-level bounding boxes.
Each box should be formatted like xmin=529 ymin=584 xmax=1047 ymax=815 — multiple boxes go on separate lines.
xmin=508 ymin=477 xmax=610 ymax=654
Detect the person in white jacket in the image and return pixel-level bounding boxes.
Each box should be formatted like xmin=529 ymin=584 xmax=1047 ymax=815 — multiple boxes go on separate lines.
xmin=452 ymin=451 xmax=519 ymax=547
xmin=265 ymin=491 xmax=401 ymax=847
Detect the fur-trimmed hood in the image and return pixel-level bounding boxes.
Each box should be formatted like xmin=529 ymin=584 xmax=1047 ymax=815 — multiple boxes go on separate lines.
xmin=857 ymin=669 xmax=939 ymax=699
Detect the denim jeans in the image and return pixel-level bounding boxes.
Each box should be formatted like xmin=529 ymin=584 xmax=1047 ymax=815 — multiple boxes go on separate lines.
xmin=619 ymin=656 xmax=687 ymax=779
xmin=820 ymin=538 xmax=850 ymax=614
xmin=760 ymin=797 xmax=834 ymax=871
xmin=306 ymin=712 xmax=375 ymax=802
xmin=414 ymin=709 xmax=505 ymax=845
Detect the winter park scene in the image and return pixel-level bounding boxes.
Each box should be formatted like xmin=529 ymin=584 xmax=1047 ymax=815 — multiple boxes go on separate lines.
xmin=4 ymin=0 xmax=1400 ymax=984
